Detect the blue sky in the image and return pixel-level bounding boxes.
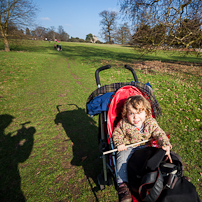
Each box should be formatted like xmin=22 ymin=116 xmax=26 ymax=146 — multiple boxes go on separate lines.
xmin=33 ymin=0 xmax=123 ymax=41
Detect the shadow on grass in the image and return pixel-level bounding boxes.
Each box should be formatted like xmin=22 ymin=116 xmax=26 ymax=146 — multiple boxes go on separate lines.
xmin=1 ymin=40 xmax=201 ymax=64
xmin=54 ymin=104 xmax=101 ymax=201
xmin=53 ymin=44 xmax=202 ymax=65
xmin=59 ymin=45 xmax=143 ymax=63
xmin=0 ymin=114 xmax=36 ymax=202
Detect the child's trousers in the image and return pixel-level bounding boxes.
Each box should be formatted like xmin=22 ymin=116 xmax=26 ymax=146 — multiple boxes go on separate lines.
xmin=116 ymin=145 xmax=147 ymax=184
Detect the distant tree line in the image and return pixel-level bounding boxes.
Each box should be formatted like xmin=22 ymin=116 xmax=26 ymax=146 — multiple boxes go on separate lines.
xmin=0 ymin=24 xmax=70 ymax=41
xmin=0 ymin=20 xmax=104 ymax=43
xmin=0 ymin=23 xmax=103 ymax=43
xmin=28 ymin=25 xmax=70 ymax=41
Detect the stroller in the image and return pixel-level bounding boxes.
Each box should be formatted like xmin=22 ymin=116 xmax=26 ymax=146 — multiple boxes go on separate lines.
xmin=86 ymin=65 xmax=201 ymax=202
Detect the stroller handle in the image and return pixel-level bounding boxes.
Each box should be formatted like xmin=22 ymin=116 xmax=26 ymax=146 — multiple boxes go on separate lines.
xmin=124 ymin=65 xmax=138 ymax=82
xmin=95 ymin=65 xmax=111 ymax=87
xmin=95 ymin=64 xmax=138 ymax=87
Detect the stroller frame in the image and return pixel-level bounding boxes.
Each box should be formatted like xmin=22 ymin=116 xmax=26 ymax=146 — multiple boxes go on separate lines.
xmin=95 ymin=65 xmax=139 ymax=190
xmin=87 ymin=64 xmax=162 ymax=191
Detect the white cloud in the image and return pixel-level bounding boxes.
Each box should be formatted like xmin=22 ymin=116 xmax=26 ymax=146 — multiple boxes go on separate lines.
xmin=41 ymin=17 xmax=51 ymax=21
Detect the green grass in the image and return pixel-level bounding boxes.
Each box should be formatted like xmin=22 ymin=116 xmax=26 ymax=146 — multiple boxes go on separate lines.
xmin=0 ymin=40 xmax=201 ymax=201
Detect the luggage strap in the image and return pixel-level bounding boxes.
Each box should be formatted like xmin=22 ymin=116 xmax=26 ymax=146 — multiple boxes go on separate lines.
xmin=139 ymin=168 xmax=164 ymax=202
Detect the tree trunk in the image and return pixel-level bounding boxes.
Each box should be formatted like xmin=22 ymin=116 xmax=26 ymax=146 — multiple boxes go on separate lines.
xmin=4 ymin=36 xmax=10 ymax=52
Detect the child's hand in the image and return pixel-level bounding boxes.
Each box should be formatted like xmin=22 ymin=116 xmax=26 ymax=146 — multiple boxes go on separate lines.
xmin=162 ymin=145 xmax=173 ymax=163
xmin=117 ymin=144 xmax=127 ymax=151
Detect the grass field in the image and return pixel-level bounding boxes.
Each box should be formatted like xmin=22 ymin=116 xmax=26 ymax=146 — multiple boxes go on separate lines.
xmin=0 ymin=40 xmax=202 ymax=201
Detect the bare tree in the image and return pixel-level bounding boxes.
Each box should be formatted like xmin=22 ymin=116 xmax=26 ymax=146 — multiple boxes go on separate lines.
xmin=25 ymin=27 xmax=31 ymax=39
xmin=33 ymin=26 xmax=48 ymax=40
xmin=120 ymin=0 xmax=202 ymax=52
xmin=0 ymin=0 xmax=37 ymax=51
xmin=114 ymin=22 xmax=132 ymax=44
xmin=47 ymin=26 xmax=56 ymax=41
xmin=99 ymin=10 xmax=118 ymax=44
xmin=57 ymin=25 xmax=69 ymax=41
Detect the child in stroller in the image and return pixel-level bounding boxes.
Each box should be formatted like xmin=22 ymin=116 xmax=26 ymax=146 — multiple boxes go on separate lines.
xmin=112 ymin=95 xmax=172 ymax=202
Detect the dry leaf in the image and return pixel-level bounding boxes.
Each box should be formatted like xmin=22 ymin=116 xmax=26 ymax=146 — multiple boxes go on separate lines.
xmin=185 ymin=116 xmax=189 ymax=120
xmin=196 ymin=119 xmax=200 ymax=122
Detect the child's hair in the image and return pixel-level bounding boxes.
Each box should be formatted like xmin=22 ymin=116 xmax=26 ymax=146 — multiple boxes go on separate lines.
xmin=122 ymin=95 xmax=152 ymax=118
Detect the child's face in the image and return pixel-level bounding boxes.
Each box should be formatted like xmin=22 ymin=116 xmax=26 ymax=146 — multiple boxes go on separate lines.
xmin=127 ymin=104 xmax=146 ymax=128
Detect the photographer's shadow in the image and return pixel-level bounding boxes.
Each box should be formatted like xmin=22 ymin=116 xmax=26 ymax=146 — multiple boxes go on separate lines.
xmin=54 ymin=105 xmax=101 ymax=195
xmin=0 ymin=114 xmax=36 ymax=202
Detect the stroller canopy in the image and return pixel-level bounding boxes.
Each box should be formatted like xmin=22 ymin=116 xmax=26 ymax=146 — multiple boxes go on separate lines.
xmin=86 ymin=82 xmax=162 ymax=118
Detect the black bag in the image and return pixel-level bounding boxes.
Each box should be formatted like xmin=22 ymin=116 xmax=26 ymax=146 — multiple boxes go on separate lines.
xmin=127 ymin=147 xmax=201 ymax=202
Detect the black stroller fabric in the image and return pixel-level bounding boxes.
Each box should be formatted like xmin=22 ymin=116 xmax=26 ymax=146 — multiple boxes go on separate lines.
xmin=157 ymin=177 xmax=201 ymax=202
xmin=127 ymin=147 xmax=201 ymax=202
